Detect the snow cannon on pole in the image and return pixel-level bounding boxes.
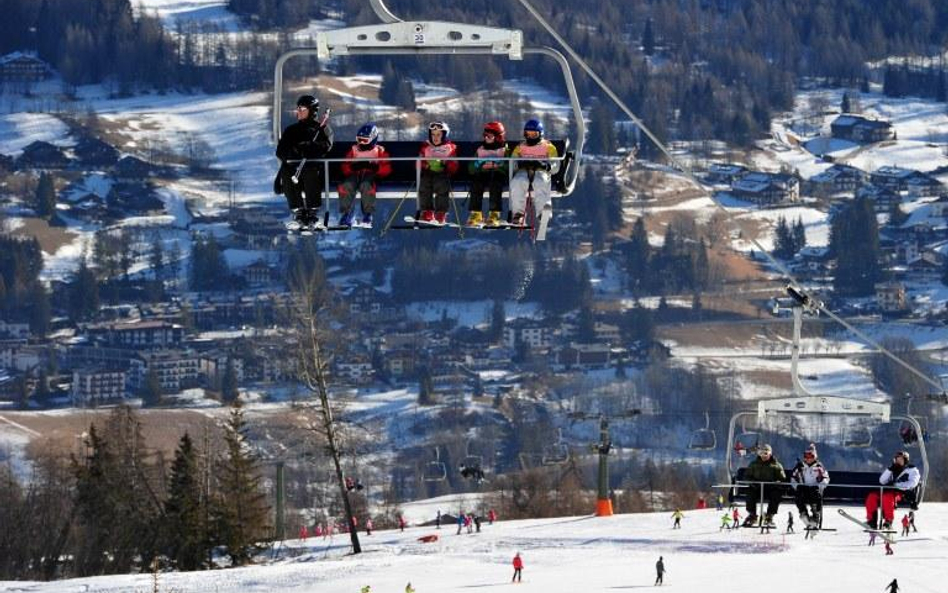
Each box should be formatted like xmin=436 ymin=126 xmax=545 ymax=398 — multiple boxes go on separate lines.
xmin=571 ymin=408 xmax=641 ymax=516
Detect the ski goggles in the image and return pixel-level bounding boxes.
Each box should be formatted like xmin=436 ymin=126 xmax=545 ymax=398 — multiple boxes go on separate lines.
xmin=428 ymin=123 xmax=446 ymax=131
xmin=524 ymin=130 xmax=541 ymax=139
xmin=357 ymin=136 xmax=373 ymax=144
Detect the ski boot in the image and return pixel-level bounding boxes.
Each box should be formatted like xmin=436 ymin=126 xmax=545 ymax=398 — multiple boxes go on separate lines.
xmin=466 ymin=211 xmax=484 ymax=227
xmin=419 ymin=210 xmax=436 ymax=224
xmin=339 ymin=209 xmax=356 ymax=227
xmin=742 ymin=514 xmax=759 ymax=528
xmin=434 ymin=211 xmax=447 ymax=225
xmin=486 ymin=210 xmax=502 ymax=227
xmin=360 ymin=212 xmax=373 ymax=228
xmin=510 ymin=211 xmax=526 ymax=227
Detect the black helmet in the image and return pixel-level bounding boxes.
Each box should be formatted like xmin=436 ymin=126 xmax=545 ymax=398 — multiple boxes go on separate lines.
xmin=296 ymin=95 xmax=319 ymax=117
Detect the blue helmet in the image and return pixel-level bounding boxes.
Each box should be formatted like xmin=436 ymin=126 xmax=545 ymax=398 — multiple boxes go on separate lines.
xmin=428 ymin=120 xmax=450 ymax=142
xmin=356 ymin=122 xmax=379 ymax=148
xmin=523 ymin=119 xmax=544 ymax=144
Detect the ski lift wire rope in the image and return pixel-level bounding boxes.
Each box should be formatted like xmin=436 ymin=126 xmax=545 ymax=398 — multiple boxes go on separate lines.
xmin=514 ymin=0 xmax=946 ymax=396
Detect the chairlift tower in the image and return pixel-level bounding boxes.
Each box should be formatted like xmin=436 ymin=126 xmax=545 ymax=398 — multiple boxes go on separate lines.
xmin=570 ymin=409 xmax=641 ymax=516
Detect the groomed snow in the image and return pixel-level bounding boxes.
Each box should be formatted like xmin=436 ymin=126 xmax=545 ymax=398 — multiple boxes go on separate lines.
xmin=3 ymin=501 xmax=945 ymax=592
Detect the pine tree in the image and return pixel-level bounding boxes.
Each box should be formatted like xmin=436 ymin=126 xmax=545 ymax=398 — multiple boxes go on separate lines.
xmin=589 ymin=102 xmax=617 ymax=154
xmin=831 ymin=196 xmax=881 ymax=296
xmin=642 ymin=18 xmax=655 ymax=57
xmin=221 ymin=358 xmax=239 ymax=403
xmin=774 ymin=216 xmax=793 ymax=258
xmin=841 ymin=91 xmax=852 ymax=113
xmin=68 ymin=260 xmax=100 ymax=322
xmin=627 ymin=218 xmax=650 ymax=291
xmin=214 ymin=402 xmax=270 ymax=566
xmin=141 ymin=369 xmax=162 ymax=407
xmin=489 ymin=299 xmax=505 ymax=343
xmin=577 ymin=304 xmax=596 ymax=342
xmin=34 ymin=173 xmax=56 ymax=220
xmin=792 ymin=217 xmax=807 ymax=253
xmin=163 ymin=433 xmax=208 ymax=571
xmin=888 ymin=201 xmax=908 ymax=227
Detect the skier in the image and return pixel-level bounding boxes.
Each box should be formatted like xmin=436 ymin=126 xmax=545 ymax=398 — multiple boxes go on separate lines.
xmin=436 ymin=509 xmax=441 ymax=529
xmin=868 ymin=530 xmax=877 ymax=546
xmin=299 ymin=524 xmax=309 ymax=541
xmin=417 ymin=121 xmax=458 ymax=225
xmin=885 ymin=578 xmax=900 ymax=593
xmin=901 ymin=513 xmax=910 ymax=537
xmin=741 ymin=443 xmax=786 ymax=528
xmin=456 ymin=513 xmax=464 ymax=535
xmin=467 ymin=121 xmax=509 ymax=227
xmin=405 ymin=583 xmax=416 ymax=593
xmin=716 ymin=494 xmax=725 ymax=511
xmin=865 ymin=450 xmax=920 ymax=529
xmin=488 ymin=509 xmax=497 ymax=525
xmin=366 ymin=518 xmax=373 ymax=536
xmin=786 ymin=511 xmax=794 ymax=533
xmin=790 ymin=443 xmax=830 ymax=528
xmin=474 ymin=515 xmax=482 ymax=533
xmin=731 ymin=506 xmax=741 ymax=529
xmin=884 ymin=539 xmax=894 ymax=555
xmin=719 ymin=511 xmax=731 ymax=531
xmin=671 ymin=509 xmax=684 ymax=529
xmin=509 ymin=119 xmax=558 ymax=227
xmin=275 ymin=94 xmax=333 ymax=230
xmin=909 ymin=510 xmax=917 ymax=532
xmin=654 ymin=556 xmax=666 ymax=586
xmin=337 ymin=122 xmax=391 ymax=227
xmin=399 ymin=515 xmax=407 ymax=532
xmin=512 ymin=552 xmax=524 ymax=582
xmin=361 ymin=586 xmax=371 ymax=593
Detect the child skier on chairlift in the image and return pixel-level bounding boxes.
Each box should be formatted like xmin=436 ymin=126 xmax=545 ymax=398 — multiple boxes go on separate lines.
xmin=338 ymin=122 xmax=391 ymax=227
xmin=509 ymin=118 xmax=559 ymax=227
xmin=467 ymin=121 xmax=509 ymax=227
xmin=417 ymin=121 xmax=458 ymax=225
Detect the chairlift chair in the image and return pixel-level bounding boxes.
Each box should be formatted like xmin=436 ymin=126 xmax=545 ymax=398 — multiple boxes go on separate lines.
xmin=271 ymin=0 xmax=585 ymax=241
xmin=842 ymin=423 xmax=873 ymax=448
xmin=541 ymin=428 xmax=569 ymax=464
xmin=423 ymin=447 xmax=447 ymax=482
xmin=688 ymin=411 xmax=717 ymax=451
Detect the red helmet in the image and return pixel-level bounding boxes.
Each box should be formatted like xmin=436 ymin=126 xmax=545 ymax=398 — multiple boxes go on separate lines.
xmin=483 ymin=121 xmax=506 ymax=142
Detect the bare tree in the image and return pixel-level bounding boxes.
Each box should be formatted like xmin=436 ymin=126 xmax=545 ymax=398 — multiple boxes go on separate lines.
xmin=288 ymin=273 xmax=362 ymax=554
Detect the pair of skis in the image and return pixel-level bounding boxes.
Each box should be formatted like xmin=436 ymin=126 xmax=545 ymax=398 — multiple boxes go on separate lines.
xmin=836 ymin=509 xmax=897 ymax=544
xmin=397 ymin=215 xmax=533 ymax=231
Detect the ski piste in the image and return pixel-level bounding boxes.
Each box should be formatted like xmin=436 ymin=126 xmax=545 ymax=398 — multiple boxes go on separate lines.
xmin=837 ymin=509 xmax=897 ymax=544
xmin=401 ymin=215 xmax=533 ymax=230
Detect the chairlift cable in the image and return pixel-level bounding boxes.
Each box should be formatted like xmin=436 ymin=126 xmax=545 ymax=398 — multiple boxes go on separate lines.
xmin=515 ymin=0 xmax=946 ymax=397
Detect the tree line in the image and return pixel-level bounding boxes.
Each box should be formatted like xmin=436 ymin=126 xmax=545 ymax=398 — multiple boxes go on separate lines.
xmin=0 ymin=404 xmax=270 ymax=580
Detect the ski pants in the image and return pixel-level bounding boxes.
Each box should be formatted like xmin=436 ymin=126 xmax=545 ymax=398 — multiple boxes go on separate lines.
xmin=865 ymin=490 xmax=902 ymax=524
xmin=419 ymin=170 xmax=451 ymax=212
xmin=746 ymin=483 xmax=783 ymax=517
xmin=469 ymin=170 xmax=505 ymax=213
xmin=794 ymin=485 xmax=823 ymax=518
xmin=338 ymin=172 xmax=377 ymax=214
xmin=509 ymin=169 xmax=551 ymax=216
xmin=282 ymin=164 xmax=323 ymax=211
xmin=512 ymin=568 xmax=522 ymax=582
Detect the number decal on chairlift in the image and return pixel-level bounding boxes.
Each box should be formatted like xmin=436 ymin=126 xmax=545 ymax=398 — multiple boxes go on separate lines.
xmin=414 ymin=33 xmax=425 ymax=45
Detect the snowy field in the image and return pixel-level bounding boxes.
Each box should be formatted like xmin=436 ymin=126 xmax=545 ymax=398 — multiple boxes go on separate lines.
xmin=2 ymin=501 xmax=946 ymax=593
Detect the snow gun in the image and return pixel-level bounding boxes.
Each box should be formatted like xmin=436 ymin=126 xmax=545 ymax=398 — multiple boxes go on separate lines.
xmin=292 ymin=107 xmax=332 ymax=184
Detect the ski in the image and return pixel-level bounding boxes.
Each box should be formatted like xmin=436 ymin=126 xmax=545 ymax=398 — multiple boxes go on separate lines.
xmin=837 ymin=509 xmax=897 ymax=544
xmin=398 ymin=216 xmax=533 ymax=231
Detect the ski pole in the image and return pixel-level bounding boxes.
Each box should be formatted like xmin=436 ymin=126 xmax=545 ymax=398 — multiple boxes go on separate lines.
xmin=291 ymin=107 xmax=332 ymax=185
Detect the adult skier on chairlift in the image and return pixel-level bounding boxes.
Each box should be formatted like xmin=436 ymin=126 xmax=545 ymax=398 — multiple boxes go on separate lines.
xmin=338 ymin=122 xmax=391 ymax=227
xmin=509 ymin=119 xmax=558 ymax=227
xmin=275 ymin=95 xmax=333 ymax=230
xmin=460 ymin=463 xmax=485 ymax=483
xmin=417 ymin=121 xmax=458 ymax=225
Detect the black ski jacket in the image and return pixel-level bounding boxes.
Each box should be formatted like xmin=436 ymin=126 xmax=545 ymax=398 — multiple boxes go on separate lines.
xmin=276 ymin=119 xmax=334 ymax=162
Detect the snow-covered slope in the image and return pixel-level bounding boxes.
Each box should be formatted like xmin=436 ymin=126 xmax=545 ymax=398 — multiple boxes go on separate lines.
xmin=3 ymin=502 xmax=945 ymax=592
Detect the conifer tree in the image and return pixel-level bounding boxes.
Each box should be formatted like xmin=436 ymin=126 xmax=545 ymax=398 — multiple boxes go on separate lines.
xmin=163 ymin=433 xmax=208 ymax=571
xmin=489 ymin=299 xmax=505 ymax=343
xmin=627 ymin=218 xmax=650 ymax=292
xmin=221 ymin=358 xmax=239 ymax=403
xmin=34 ymin=173 xmax=56 ymax=220
xmin=792 ymin=217 xmax=807 ymax=253
xmin=214 ymin=401 xmax=269 ymax=566
xmin=642 ymin=17 xmax=655 ymax=57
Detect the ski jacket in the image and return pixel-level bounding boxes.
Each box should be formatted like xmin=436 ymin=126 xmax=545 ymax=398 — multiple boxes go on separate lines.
xmin=744 ymin=456 xmax=786 ymax=483
xmin=418 ymin=140 xmax=458 ymax=175
xmin=469 ymin=142 xmax=510 ymax=174
xmin=341 ymin=143 xmax=392 ymax=178
xmin=513 ymin=555 xmax=523 ymax=569
xmin=880 ymin=463 xmax=921 ymax=491
xmin=790 ymin=459 xmax=830 ymax=487
xmin=276 ymin=119 xmax=333 ymax=162
xmin=512 ymin=139 xmax=558 ymax=173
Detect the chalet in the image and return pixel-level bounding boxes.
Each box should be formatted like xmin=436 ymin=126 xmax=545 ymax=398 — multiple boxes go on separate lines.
xmin=442 ymin=238 xmax=504 ymax=264
xmin=906 ymin=174 xmax=946 ymax=198
xmin=807 ymin=164 xmax=866 ymax=197
xmin=241 ymin=260 xmax=274 ymax=287
xmin=73 ymin=136 xmax=119 ymax=167
xmin=335 ymin=355 xmax=374 ymax=385
xmin=16 ymin=141 xmax=69 ymax=169
xmin=856 ymin=184 xmax=901 ymax=213
xmin=106 ymin=181 xmax=164 ymax=215
xmin=869 ymin=166 xmax=940 ymax=194
xmin=342 ymin=283 xmax=404 ymax=324
xmin=384 ymin=348 xmax=417 ymax=377
xmin=930 ymin=195 xmax=948 ymax=218
xmin=0 ymin=52 xmax=52 ymax=83
xmin=85 ymin=320 xmax=184 ymax=349
xmin=199 ymin=352 xmax=245 ymax=385
xmin=72 ymin=368 xmax=127 ymax=407
xmin=895 ymin=241 xmax=919 ymax=264
xmin=830 ymin=114 xmax=895 ymax=143
xmin=229 ymin=211 xmax=286 ymax=250
xmin=555 ymin=342 xmax=614 ymax=369
xmin=706 ymin=163 xmax=748 ymax=185
xmin=113 ymin=155 xmax=158 ymax=181
xmin=907 ymin=252 xmax=942 ymax=279
xmin=731 ymin=171 xmax=799 ymax=205
xmin=875 ymin=282 xmax=908 ymax=313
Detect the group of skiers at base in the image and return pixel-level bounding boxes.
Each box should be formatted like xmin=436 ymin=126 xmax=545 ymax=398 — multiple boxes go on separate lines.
xmin=276 ymin=94 xmax=560 ymax=230
xmin=736 ymin=442 xmax=921 ymax=532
